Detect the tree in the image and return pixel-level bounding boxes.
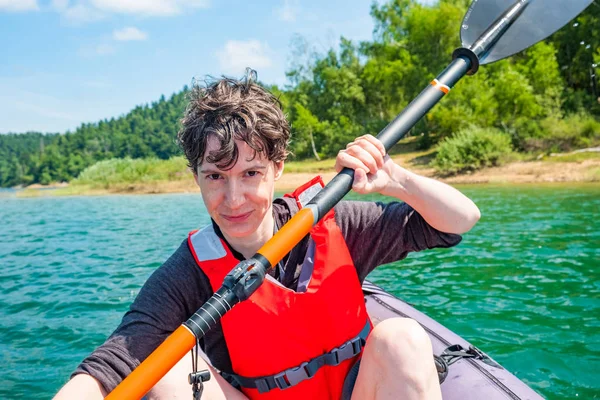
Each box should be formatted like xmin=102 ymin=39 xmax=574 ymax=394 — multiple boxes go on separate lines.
xmin=550 ymin=3 xmax=600 ymax=114
xmin=293 ymin=104 xmax=323 ymax=160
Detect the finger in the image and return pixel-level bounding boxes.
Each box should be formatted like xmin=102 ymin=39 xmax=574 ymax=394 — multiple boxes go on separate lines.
xmin=336 ymin=149 xmax=371 ymax=174
xmin=352 ymin=168 xmax=368 ymax=193
xmin=352 ymin=138 xmax=385 ymax=169
xmin=360 ymin=134 xmax=386 ymax=157
xmin=344 ymin=145 xmax=380 ymax=174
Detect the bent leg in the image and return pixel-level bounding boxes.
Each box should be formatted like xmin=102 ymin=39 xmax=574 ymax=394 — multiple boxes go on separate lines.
xmin=147 ymin=353 xmax=248 ymax=400
xmin=351 ymin=318 xmax=441 ymax=400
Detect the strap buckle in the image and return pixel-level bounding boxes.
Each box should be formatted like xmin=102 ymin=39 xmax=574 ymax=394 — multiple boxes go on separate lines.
xmin=331 ymin=337 xmax=362 ymax=365
xmin=241 ymin=321 xmax=370 ymax=393
xmin=272 ymin=361 xmax=313 ymax=391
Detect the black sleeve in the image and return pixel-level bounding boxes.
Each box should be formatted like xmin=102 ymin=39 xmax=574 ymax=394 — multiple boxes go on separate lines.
xmin=71 ymin=240 xmax=212 ymax=393
xmin=334 ymin=200 xmax=462 ymax=283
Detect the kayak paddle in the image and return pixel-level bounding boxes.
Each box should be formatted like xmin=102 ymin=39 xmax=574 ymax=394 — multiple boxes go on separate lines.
xmin=106 ymin=1 xmax=594 ymax=398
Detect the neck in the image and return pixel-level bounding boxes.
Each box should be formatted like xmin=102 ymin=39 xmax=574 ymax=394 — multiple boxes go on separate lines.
xmin=224 ymin=208 xmax=275 ymax=260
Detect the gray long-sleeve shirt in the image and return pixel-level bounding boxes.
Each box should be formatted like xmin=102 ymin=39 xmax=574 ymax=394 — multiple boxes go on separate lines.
xmin=73 ymin=198 xmax=461 ymax=392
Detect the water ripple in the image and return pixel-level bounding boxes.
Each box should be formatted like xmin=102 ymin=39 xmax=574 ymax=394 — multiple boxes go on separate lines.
xmin=1 ymin=186 xmax=599 ymax=399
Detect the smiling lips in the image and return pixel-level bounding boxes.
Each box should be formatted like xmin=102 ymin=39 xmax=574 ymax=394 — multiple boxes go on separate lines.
xmin=222 ymin=211 xmax=253 ymax=222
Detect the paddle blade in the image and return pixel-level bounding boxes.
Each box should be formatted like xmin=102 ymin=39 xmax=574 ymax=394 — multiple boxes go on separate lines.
xmin=461 ymin=0 xmax=594 ymax=64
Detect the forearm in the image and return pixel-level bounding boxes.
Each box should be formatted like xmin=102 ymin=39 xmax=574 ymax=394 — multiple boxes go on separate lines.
xmin=54 ymin=374 xmax=107 ymax=400
xmin=333 ymin=135 xmax=479 ymax=234
xmin=382 ymin=165 xmax=480 ymax=234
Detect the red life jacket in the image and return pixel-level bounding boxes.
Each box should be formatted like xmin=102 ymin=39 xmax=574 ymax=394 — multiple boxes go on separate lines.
xmin=187 ymin=179 xmax=370 ymax=399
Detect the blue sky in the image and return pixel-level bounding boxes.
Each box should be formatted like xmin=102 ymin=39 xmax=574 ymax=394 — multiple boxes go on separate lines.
xmin=0 ymin=0 xmax=393 ymax=134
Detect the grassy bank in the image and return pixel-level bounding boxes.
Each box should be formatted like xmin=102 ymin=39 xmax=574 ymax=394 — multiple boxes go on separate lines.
xmin=16 ymin=143 xmax=600 ymax=198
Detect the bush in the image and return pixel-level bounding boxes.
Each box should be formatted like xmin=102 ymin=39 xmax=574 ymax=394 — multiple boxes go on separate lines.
xmin=73 ymin=157 xmax=189 ymax=188
xmin=518 ymin=113 xmax=600 ymax=152
xmin=432 ymin=127 xmax=513 ymax=175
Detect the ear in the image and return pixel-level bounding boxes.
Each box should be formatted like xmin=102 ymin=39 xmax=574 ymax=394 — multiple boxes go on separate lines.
xmin=273 ymin=161 xmax=284 ymax=181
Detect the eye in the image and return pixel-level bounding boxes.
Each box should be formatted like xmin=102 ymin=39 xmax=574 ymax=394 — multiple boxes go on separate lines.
xmin=206 ymin=174 xmax=221 ymax=181
xmin=246 ymin=170 xmax=260 ymax=177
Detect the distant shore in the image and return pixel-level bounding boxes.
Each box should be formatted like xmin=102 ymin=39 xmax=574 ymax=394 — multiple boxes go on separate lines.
xmin=15 ymin=152 xmax=600 ymax=197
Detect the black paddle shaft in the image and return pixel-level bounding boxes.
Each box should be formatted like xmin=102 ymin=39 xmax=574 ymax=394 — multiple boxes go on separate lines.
xmin=310 ymin=56 xmax=472 ymax=217
xmin=106 ymin=2 xmax=597 ymax=397
xmin=182 ymin=0 xmax=596 ymax=342
xmin=181 ymin=54 xmax=471 ymax=339
xmin=311 ymin=0 xmax=545 ymax=217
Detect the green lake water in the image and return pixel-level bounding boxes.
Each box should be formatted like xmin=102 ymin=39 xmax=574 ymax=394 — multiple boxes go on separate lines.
xmin=0 ymin=184 xmax=598 ymax=399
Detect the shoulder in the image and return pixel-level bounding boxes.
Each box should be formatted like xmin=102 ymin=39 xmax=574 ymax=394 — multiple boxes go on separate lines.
xmin=188 ymin=225 xmax=229 ymax=262
xmin=154 ymin=238 xmax=203 ymax=284
xmin=139 ymin=239 xmax=196 ymax=288
xmin=166 ymin=238 xmax=198 ymax=267
xmin=335 ymin=199 xmax=408 ymax=214
xmin=334 ymin=200 xmax=410 ymax=229
xmin=334 ymin=199 xmax=461 ymax=248
xmin=273 ymin=196 xmax=299 ymax=225
xmin=135 ymin=237 xmax=213 ymax=315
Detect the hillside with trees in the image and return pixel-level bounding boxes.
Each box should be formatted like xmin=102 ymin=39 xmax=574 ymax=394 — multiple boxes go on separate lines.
xmin=1 ymin=0 xmax=599 ymax=188
xmin=0 ymin=92 xmax=187 ymax=187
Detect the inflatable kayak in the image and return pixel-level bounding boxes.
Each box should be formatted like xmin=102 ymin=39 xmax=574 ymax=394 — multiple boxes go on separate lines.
xmin=363 ymin=280 xmax=543 ymax=400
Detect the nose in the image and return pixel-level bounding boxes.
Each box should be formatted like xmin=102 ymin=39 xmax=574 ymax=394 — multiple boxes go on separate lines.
xmin=224 ymin=179 xmax=246 ymax=209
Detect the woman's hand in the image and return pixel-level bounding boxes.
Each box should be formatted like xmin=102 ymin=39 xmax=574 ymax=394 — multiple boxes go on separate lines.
xmin=335 ymin=134 xmax=397 ymax=195
xmin=335 ymin=134 xmax=480 ymax=234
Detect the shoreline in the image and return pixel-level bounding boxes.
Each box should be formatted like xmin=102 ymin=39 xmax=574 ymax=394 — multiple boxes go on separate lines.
xmin=13 ymin=157 xmax=600 ymax=197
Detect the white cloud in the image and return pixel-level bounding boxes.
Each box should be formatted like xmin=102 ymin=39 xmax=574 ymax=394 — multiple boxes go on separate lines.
xmin=90 ymin=0 xmax=209 ymax=16
xmin=91 ymin=0 xmax=177 ymax=16
xmin=276 ymin=0 xmax=299 ymax=22
xmin=185 ymin=0 xmax=210 ymax=9
xmin=63 ymin=3 xmax=103 ymax=24
xmin=113 ymin=27 xmax=148 ymax=41
xmin=95 ymin=43 xmax=115 ymax=55
xmin=79 ymin=43 xmax=115 ymax=57
xmin=51 ymin=0 xmax=69 ymax=11
xmin=0 ymin=0 xmax=38 ymax=12
xmin=216 ymin=40 xmax=273 ymax=77
xmin=4 ymin=0 xmax=209 ymax=20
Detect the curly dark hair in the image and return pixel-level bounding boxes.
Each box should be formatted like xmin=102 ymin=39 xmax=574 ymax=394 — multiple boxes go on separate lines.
xmin=177 ymin=70 xmax=290 ymax=173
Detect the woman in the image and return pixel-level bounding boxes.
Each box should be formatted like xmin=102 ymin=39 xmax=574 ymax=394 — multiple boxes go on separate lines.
xmin=55 ymin=72 xmax=479 ymax=400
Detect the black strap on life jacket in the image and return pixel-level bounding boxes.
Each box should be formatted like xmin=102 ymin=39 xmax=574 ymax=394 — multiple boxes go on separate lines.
xmin=222 ymin=320 xmax=371 ymax=394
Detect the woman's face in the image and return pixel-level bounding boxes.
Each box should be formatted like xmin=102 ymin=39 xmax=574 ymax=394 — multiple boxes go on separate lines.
xmin=195 ymin=136 xmax=284 ymax=241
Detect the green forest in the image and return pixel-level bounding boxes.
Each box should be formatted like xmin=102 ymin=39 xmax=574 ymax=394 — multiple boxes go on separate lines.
xmin=1 ymin=0 xmax=599 ymax=188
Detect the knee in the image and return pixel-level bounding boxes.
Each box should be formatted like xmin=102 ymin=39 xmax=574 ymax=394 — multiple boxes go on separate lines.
xmin=365 ymin=318 xmax=433 ymax=367
xmin=358 ymin=319 xmax=440 ymax=397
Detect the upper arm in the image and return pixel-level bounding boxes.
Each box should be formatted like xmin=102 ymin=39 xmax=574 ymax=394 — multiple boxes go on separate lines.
xmin=71 ymin=241 xmax=212 ymax=393
xmin=53 ymin=373 xmax=107 ymax=400
xmin=335 ymin=201 xmax=462 ymax=281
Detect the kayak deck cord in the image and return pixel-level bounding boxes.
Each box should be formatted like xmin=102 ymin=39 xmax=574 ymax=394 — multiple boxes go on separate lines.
xmin=189 ymin=340 xmax=210 ymax=400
